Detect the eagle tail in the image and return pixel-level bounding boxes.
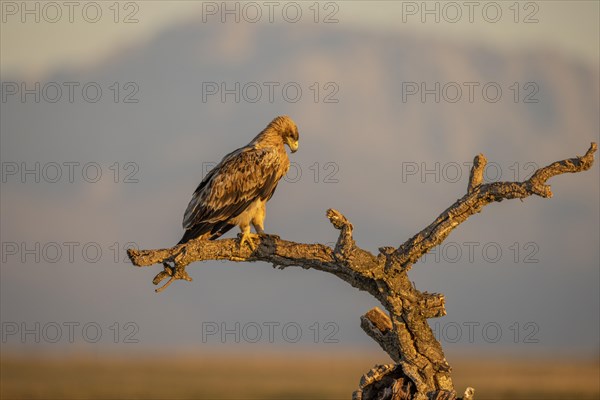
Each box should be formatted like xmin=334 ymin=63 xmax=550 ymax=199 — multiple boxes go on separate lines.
xmin=178 ymin=230 xmax=208 ymax=245
xmin=178 ymin=222 xmax=237 ymax=245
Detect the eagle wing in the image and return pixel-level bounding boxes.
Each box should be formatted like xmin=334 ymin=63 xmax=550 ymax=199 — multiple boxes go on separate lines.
xmin=180 ymin=145 xmax=288 ymax=242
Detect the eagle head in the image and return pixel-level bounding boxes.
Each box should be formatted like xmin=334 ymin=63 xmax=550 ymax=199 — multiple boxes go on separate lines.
xmin=269 ymin=115 xmax=299 ymax=153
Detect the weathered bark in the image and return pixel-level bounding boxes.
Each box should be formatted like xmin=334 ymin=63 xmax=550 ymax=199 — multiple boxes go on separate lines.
xmin=128 ymin=143 xmax=596 ymax=400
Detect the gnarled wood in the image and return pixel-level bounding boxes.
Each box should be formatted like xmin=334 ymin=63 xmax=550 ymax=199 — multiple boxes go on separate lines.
xmin=128 ymin=143 xmax=596 ymax=399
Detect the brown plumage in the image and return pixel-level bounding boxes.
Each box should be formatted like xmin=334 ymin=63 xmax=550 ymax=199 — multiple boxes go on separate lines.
xmin=179 ymin=116 xmax=299 ymax=249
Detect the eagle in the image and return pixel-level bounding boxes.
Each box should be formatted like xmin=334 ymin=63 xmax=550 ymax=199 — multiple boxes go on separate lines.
xmin=178 ymin=115 xmax=299 ymax=250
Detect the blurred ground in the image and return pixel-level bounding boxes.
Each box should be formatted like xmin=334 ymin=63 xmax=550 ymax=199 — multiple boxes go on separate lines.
xmin=1 ymin=351 xmax=598 ymax=399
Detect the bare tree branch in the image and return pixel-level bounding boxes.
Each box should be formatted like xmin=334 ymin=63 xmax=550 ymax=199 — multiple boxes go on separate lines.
xmin=127 ymin=143 xmax=596 ymax=400
xmin=391 ymin=142 xmax=597 ymax=273
xmin=467 ymin=154 xmax=486 ymax=194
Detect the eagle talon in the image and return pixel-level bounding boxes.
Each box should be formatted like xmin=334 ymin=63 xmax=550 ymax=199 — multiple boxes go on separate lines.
xmin=239 ymin=232 xmax=259 ymax=251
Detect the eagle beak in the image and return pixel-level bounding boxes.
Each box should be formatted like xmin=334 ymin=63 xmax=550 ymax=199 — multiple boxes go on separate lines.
xmin=289 ymin=140 xmax=299 ymax=153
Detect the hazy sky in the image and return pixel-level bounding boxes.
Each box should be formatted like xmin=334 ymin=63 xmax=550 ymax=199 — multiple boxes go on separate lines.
xmin=1 ymin=1 xmax=598 ymax=358
xmin=2 ymin=1 xmax=599 ymax=77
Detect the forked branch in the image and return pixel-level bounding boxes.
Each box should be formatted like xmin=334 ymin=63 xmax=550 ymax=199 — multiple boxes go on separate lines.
xmin=390 ymin=143 xmax=597 ymax=274
xmin=128 ymin=142 xmax=596 ymax=400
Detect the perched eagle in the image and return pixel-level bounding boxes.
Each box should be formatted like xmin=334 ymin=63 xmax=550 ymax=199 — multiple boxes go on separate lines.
xmin=178 ymin=115 xmax=299 ymax=249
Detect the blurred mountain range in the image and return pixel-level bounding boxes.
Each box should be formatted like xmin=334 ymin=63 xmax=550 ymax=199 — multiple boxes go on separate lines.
xmin=1 ymin=18 xmax=598 ymax=355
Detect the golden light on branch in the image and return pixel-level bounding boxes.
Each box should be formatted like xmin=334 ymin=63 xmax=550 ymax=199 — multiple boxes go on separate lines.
xmin=128 ymin=143 xmax=596 ymax=400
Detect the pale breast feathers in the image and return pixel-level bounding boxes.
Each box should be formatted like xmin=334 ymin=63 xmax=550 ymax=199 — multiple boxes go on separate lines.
xmin=183 ymin=146 xmax=289 ymax=229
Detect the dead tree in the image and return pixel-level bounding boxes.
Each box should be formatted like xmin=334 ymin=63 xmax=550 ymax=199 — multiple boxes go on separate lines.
xmin=128 ymin=143 xmax=596 ymax=400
